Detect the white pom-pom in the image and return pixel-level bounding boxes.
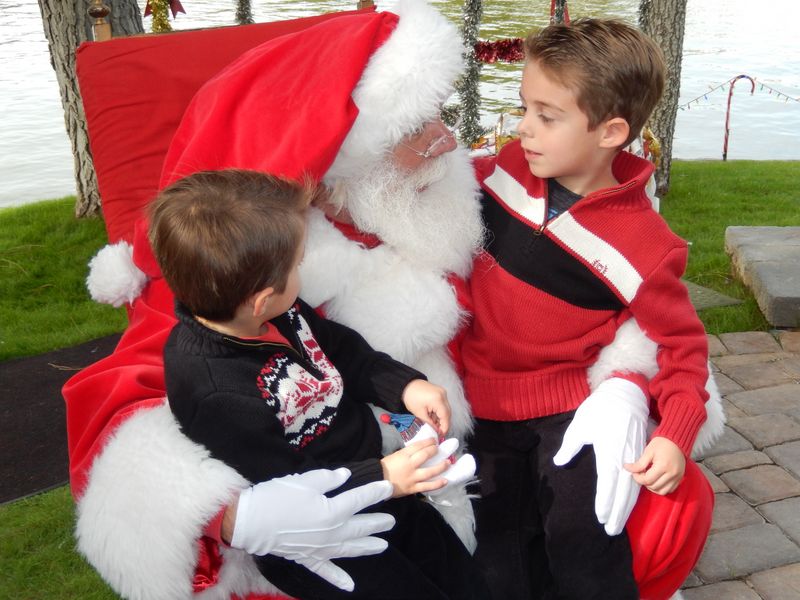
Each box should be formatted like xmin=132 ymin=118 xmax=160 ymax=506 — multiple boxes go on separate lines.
xmin=86 ymin=242 xmax=148 ymax=307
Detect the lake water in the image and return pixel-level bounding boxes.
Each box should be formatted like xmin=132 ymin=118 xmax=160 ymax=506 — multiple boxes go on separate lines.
xmin=1 ymin=0 xmax=798 ymax=208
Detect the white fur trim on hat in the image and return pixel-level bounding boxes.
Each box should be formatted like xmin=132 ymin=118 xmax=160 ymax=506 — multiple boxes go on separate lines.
xmin=86 ymin=241 xmax=149 ymax=307
xmin=325 ymin=0 xmax=465 ymax=182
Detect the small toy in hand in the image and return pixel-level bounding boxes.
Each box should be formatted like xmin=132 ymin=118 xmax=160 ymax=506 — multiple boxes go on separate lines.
xmin=381 ymin=413 xmax=476 ymax=496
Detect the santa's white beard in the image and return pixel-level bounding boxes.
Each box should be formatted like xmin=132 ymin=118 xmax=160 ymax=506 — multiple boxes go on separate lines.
xmin=337 ymin=150 xmax=484 ymax=277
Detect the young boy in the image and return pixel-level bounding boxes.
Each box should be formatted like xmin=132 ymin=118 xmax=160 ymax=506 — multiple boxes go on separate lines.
xmin=461 ymin=19 xmax=713 ymax=599
xmin=150 ymin=169 xmax=490 ymax=600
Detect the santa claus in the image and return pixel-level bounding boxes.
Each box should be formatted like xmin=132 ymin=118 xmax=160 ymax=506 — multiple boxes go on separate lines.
xmin=66 ymin=1 xmax=722 ymax=598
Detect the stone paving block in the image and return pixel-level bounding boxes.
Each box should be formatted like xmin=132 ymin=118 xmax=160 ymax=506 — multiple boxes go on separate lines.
xmin=727 ymin=384 xmax=800 ymax=416
xmin=700 ymin=463 xmax=729 ymax=493
xmin=720 ymin=465 xmax=800 ymax=505
xmin=716 ymin=374 xmax=745 ymax=396
xmin=708 ymin=334 xmax=729 ymax=357
xmin=759 ymin=497 xmax=800 ymax=547
xmin=704 ymin=450 xmax=772 ymax=474
xmin=723 ymin=398 xmax=748 ymax=419
xmin=714 ymin=352 xmax=794 ymax=369
xmin=719 ymin=332 xmax=782 ymax=355
xmin=728 ymin=414 xmax=800 ymax=449
xmin=749 ymin=563 xmax=800 ymax=600
xmin=711 ymin=492 xmax=765 ymax=533
xmin=682 ymin=571 xmax=703 ymax=588
xmin=694 ymin=523 xmax=800 ymax=582
xmin=683 ymin=581 xmax=762 ymax=600
xmin=747 ymin=262 xmax=800 ymax=328
xmin=698 ymin=425 xmax=754 ymax=459
xmin=724 ymin=360 xmax=799 ymax=391
xmin=780 ymin=357 xmax=800 ymax=379
xmin=778 ymin=330 xmax=800 ymax=353
xmin=725 ymin=226 xmax=800 ymax=252
xmin=766 ymin=441 xmax=800 ymax=480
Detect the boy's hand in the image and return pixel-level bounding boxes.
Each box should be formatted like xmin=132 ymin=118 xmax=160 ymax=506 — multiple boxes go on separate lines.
xmin=380 ymin=437 xmax=449 ymax=498
xmin=402 ymin=379 xmax=450 ymax=435
xmin=624 ymin=436 xmax=686 ymax=495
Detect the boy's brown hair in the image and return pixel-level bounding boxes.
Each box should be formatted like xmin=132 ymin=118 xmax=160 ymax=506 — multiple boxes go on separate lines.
xmin=148 ymin=169 xmax=313 ymax=322
xmin=525 ymin=18 xmax=665 ymax=147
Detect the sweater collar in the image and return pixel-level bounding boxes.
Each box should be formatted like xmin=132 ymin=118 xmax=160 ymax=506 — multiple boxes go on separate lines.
xmin=488 ymin=140 xmax=655 ymax=214
xmin=174 ymin=301 xmax=295 ymax=356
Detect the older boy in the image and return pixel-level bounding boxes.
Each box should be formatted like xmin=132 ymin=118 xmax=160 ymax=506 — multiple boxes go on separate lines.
xmin=151 ymin=169 xmax=490 ymax=599
xmin=462 ymin=19 xmax=713 ymax=599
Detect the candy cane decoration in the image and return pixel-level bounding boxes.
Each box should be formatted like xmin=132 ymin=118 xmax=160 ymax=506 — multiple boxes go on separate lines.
xmin=723 ymin=74 xmax=755 ymax=161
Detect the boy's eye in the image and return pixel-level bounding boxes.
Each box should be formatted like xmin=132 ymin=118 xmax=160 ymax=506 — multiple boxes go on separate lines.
xmin=517 ymin=104 xmax=527 ymax=113
xmin=539 ymin=113 xmax=553 ymax=123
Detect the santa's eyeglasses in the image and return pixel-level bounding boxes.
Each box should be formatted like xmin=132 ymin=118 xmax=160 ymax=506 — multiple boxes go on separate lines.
xmin=400 ymin=117 xmax=462 ymax=159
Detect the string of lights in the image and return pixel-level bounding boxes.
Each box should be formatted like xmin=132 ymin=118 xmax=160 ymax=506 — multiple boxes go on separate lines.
xmin=679 ymin=74 xmax=799 ymax=110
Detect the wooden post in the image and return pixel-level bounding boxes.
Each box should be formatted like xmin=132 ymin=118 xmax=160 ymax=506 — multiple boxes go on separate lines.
xmin=88 ymin=0 xmax=112 ymax=41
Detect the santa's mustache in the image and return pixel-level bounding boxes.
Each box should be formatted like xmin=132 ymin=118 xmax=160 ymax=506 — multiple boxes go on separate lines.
xmin=339 ymin=151 xmax=484 ymax=277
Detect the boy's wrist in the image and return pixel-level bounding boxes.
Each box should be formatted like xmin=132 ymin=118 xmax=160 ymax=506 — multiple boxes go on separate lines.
xmin=220 ymin=496 xmax=239 ymax=545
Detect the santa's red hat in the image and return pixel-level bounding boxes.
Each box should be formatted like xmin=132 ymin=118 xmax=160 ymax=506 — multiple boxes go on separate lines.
xmin=90 ymin=0 xmax=466 ymax=304
xmin=92 ymin=0 xmax=463 ymax=305
xmin=160 ymin=0 xmax=465 ymax=187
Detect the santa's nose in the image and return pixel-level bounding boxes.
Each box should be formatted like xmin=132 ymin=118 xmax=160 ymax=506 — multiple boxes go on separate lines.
xmin=425 ymin=119 xmax=457 ymax=158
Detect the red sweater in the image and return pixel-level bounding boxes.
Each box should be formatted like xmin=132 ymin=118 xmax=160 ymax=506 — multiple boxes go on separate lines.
xmin=462 ymin=141 xmax=709 ymax=455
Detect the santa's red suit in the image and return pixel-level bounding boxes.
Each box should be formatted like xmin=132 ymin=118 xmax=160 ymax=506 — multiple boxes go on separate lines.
xmin=65 ymin=2 xmax=477 ymax=598
xmin=64 ymin=1 xmax=723 ymax=599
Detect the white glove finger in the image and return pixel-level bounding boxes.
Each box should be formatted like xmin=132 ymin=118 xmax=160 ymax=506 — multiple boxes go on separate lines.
xmin=604 ymin=469 xmax=640 ymax=536
xmin=426 ymin=454 xmax=476 ymax=497
xmin=420 ymin=437 xmax=460 ymax=469
xmin=327 ymin=480 xmax=393 ymax=521
xmin=406 ymin=422 xmax=439 ymax=445
xmin=594 ymin=455 xmax=618 ymax=525
xmin=293 ymin=557 xmax=355 ymax=592
xmin=553 ymin=419 xmax=589 ymax=467
xmin=317 ymin=513 xmax=396 ymax=545
xmin=286 ymin=534 xmax=390 ymax=561
xmin=288 ymin=467 xmax=351 ymax=495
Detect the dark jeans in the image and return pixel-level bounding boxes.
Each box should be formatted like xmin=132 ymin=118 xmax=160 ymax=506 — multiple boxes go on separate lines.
xmin=256 ymin=495 xmax=491 ymax=599
xmin=470 ymin=412 xmax=638 ymax=600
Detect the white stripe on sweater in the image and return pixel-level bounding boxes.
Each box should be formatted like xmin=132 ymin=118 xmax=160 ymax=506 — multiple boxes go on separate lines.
xmin=483 ymin=165 xmax=546 ymax=226
xmin=547 ymin=213 xmax=643 ymax=303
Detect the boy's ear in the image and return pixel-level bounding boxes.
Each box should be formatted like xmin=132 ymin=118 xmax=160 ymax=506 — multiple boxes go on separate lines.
xmin=599 ymin=117 xmax=630 ymax=149
xmin=251 ymin=287 xmax=275 ymax=318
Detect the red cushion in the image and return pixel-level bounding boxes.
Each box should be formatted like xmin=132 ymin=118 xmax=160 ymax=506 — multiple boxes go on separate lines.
xmin=76 ymin=9 xmax=367 ymax=244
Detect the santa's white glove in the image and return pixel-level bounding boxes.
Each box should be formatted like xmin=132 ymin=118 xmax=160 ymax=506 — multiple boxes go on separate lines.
xmin=553 ymin=377 xmax=649 ymax=536
xmin=403 ymin=422 xmax=476 ymax=497
xmin=231 ymin=468 xmax=395 ymax=591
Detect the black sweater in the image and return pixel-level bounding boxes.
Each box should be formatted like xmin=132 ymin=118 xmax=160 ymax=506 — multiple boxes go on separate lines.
xmin=165 ymin=299 xmax=424 ymax=490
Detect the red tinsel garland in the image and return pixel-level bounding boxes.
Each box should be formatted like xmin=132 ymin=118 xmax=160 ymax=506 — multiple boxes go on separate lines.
xmin=474 ymin=38 xmax=524 ymax=63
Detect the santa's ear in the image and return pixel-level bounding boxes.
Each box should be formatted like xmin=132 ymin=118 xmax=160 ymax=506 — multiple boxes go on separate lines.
xmin=251 ymin=287 xmax=275 ymax=318
xmin=599 ymin=117 xmax=630 ymax=149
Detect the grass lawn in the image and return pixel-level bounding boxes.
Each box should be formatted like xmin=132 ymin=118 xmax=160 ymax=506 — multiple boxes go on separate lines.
xmin=662 ymin=160 xmax=800 ymax=333
xmin=0 ymin=197 xmax=127 ymax=361
xmin=0 ymin=159 xmax=797 ymax=597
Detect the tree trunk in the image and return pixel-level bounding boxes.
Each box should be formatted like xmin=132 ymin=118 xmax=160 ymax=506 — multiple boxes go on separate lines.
xmin=38 ymin=0 xmax=144 ymax=218
xmin=639 ymin=0 xmax=687 ymax=198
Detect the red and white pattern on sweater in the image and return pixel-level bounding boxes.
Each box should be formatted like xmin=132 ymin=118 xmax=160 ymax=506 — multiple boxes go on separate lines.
xmin=465 ymin=143 xmax=710 ymax=454
xmin=256 ymin=307 xmax=343 ymax=449
xmin=482 ymin=158 xmax=645 ymax=304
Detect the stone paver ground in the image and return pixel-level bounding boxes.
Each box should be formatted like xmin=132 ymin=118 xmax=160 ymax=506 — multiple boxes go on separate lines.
xmin=682 ymin=330 xmax=800 ymax=599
